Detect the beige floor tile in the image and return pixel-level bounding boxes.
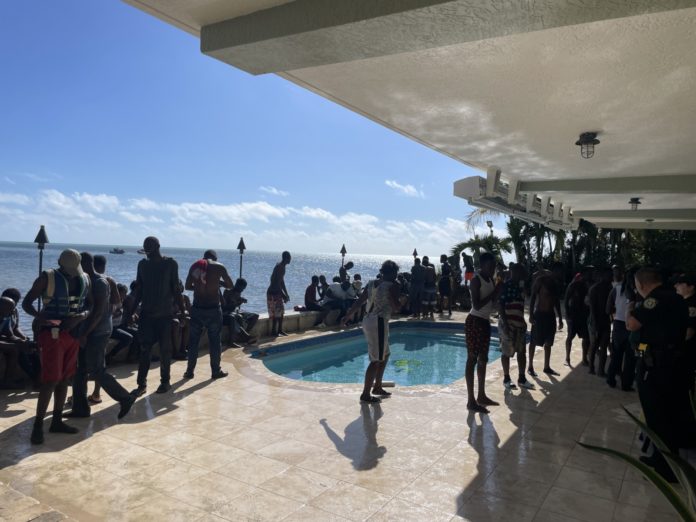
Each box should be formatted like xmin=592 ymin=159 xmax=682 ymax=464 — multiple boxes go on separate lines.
xmin=215 ymin=426 xmax=284 ymax=452
xmin=258 ymin=466 xmax=337 ymax=502
xmin=617 ymin=479 xmax=678 ymax=513
xmin=396 ymin=475 xmax=468 ymax=515
xmin=455 ymin=493 xmax=539 ymax=521
xmin=74 ymin=483 xmax=157 ymax=519
xmin=134 ymin=457 xmax=210 ymax=493
xmin=280 ymin=505 xmax=350 ymax=521
xmin=177 ymin=440 xmax=250 ymax=471
xmin=257 ymin=438 xmax=325 ymax=465
xmin=122 ymin=492 xmax=208 ymax=521
xmin=345 ymin=463 xmax=419 ymax=496
xmin=565 ymin=445 xmax=627 ymax=479
xmin=478 ymin=469 xmax=552 ymax=506
xmin=167 ymin=471 xmax=254 ymax=512
xmin=541 ymin=486 xmax=617 ymax=522
xmin=368 ymin=498 xmax=452 ymax=522
xmin=310 ymin=481 xmax=390 ymax=521
xmin=612 ymin=502 xmax=680 ymax=522
xmin=215 ymin=452 xmax=290 ymax=486
xmin=555 ymin=466 xmax=623 ymax=501
xmin=534 ymin=508 xmax=584 ymax=521
xmin=213 ymin=487 xmax=304 ymax=521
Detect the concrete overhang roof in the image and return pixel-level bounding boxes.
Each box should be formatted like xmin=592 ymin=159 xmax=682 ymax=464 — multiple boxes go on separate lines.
xmin=124 ymin=0 xmax=696 ymax=231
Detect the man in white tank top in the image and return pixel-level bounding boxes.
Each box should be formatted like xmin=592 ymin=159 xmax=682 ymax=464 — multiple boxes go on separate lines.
xmin=465 ymin=253 xmax=502 ymax=413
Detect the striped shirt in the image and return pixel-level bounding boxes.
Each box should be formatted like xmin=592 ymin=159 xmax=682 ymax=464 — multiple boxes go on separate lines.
xmin=499 ymin=280 xmax=527 ymax=330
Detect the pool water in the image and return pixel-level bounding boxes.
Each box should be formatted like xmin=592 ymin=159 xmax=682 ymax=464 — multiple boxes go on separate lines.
xmin=261 ymin=327 xmax=502 ymax=386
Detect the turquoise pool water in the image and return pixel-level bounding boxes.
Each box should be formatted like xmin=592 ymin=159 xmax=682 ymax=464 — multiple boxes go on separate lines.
xmin=261 ymin=326 xmax=502 ymax=386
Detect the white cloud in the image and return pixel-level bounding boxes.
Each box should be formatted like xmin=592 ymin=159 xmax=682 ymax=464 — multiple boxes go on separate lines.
xmin=73 ymin=192 xmax=120 ymax=212
xmin=4 ymin=177 xmax=16 ymax=185
xmin=0 ymin=192 xmax=31 ymax=205
xmin=385 ymin=180 xmax=425 ymax=198
xmin=260 ymin=185 xmax=289 ymax=197
xmin=129 ymin=197 xmax=161 ymax=211
xmin=119 ymin=211 xmax=163 ymax=223
xmin=0 ymin=187 xmax=502 ymax=256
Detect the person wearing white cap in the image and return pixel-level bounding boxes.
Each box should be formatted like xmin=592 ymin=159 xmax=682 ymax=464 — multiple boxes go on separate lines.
xmin=22 ymin=248 xmax=92 ymax=445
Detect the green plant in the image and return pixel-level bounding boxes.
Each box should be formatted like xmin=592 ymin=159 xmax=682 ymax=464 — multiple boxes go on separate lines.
xmin=578 ymin=393 xmax=696 ymax=521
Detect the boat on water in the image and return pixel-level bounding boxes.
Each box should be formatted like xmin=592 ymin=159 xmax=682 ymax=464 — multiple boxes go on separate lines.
xmin=109 ymin=248 xmax=125 ymax=254
xmin=136 ymin=248 xmax=146 ymax=255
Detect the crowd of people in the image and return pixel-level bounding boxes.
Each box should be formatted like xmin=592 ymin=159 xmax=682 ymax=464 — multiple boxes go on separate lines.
xmin=460 ymin=253 xmax=695 ymax=483
xmin=1 ymin=237 xmax=694 ymax=486
xmin=0 ymin=237 xmax=259 ymax=445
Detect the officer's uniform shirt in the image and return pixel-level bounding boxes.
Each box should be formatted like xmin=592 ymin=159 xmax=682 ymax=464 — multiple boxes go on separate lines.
xmin=632 ymin=285 xmax=688 ymax=357
xmin=685 ymin=294 xmax=696 ymax=341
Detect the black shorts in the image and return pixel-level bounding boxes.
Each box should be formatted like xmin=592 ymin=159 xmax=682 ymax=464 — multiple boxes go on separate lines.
xmin=531 ymin=311 xmax=556 ymax=346
xmin=465 ymin=315 xmax=491 ymax=362
xmin=438 ymin=279 xmax=451 ymax=297
xmin=567 ymin=316 xmax=589 ymax=340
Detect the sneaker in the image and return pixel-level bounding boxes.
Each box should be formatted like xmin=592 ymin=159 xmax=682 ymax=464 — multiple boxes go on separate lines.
xmin=211 ymin=370 xmax=228 ymax=380
xmin=504 ymin=380 xmax=518 ymax=390
xmin=518 ymin=379 xmax=535 ymax=390
xmin=155 ymin=382 xmax=171 ymax=394
xmin=527 ymin=369 xmax=538 ymax=377
xmin=49 ymin=421 xmax=79 ymax=434
xmin=131 ymin=386 xmax=147 ymax=397
xmin=118 ymin=395 xmax=135 ymax=420
xmin=183 ymin=370 xmax=194 ymax=379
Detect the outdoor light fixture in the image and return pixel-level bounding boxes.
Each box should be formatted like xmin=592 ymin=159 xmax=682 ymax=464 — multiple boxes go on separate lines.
xmin=575 ymin=132 xmax=600 ymax=159
xmin=629 ymin=197 xmax=642 ymax=211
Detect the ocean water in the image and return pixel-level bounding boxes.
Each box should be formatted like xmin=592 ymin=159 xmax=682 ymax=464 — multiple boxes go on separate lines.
xmin=262 ymin=327 xmax=502 ymax=386
xmin=0 ymin=242 xmax=414 ymax=332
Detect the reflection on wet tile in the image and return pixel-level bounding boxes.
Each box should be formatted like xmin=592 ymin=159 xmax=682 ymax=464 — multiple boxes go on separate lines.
xmin=541 ymin=486 xmax=616 ymax=522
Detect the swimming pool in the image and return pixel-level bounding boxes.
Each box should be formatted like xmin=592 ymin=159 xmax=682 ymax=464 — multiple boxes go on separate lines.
xmin=257 ymin=323 xmax=502 ymax=386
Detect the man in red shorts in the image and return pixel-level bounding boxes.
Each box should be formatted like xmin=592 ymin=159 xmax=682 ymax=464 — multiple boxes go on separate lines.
xmin=22 ymin=249 xmax=92 ymax=445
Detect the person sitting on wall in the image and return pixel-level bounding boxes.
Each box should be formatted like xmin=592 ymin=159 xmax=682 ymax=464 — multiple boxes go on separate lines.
xmin=223 ymin=278 xmax=258 ymax=346
xmin=1 ymin=288 xmax=40 ymax=385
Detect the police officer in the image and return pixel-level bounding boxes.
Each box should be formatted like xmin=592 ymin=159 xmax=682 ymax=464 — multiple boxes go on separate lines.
xmin=674 ymin=273 xmax=696 ymax=446
xmin=627 ymin=267 xmax=688 ymax=482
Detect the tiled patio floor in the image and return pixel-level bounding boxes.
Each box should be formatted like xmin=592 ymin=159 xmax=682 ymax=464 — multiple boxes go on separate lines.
xmin=0 ymin=315 xmax=681 ymax=521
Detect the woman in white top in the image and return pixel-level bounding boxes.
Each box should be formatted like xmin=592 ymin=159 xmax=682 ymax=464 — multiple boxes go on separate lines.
xmin=343 ymin=260 xmax=401 ymax=403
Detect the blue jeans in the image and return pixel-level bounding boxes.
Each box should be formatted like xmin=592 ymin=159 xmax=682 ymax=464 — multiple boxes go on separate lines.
xmin=187 ymin=306 xmax=223 ymax=374
xmin=72 ymin=333 xmax=131 ymax=415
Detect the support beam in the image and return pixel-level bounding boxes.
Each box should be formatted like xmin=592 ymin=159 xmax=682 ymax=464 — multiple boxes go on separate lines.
xmin=199 ymin=0 xmax=696 ymax=74
xmin=540 ymin=196 xmax=551 ymax=217
xmin=507 ymin=179 xmax=519 ymax=206
xmin=486 ymin=166 xmax=501 ymax=198
xmin=573 ymin=208 xmax=696 ymax=220
xmin=518 ymin=174 xmax=696 ymax=194
xmin=525 ymin=193 xmax=536 ymax=213
xmin=593 ymin=221 xmax=696 ymax=231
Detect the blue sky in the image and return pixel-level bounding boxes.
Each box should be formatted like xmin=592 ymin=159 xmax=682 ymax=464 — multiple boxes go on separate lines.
xmin=0 ymin=1 xmax=505 ymax=255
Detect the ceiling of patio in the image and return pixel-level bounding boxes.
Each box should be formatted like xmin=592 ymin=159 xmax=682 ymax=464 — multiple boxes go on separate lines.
xmin=123 ymin=0 xmax=696 ymax=230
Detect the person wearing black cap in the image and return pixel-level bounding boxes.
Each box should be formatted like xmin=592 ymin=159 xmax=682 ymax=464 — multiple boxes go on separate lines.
xmin=131 ymin=237 xmax=184 ymax=396
xmin=627 ymin=267 xmax=688 ymax=482
xmin=184 ymin=249 xmax=234 ymax=379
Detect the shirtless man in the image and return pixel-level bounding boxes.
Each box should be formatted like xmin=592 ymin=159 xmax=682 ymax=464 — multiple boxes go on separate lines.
xmin=184 ymin=250 xmax=233 ymax=379
xmin=267 ymin=251 xmax=291 ymax=336
xmin=564 ymin=267 xmax=592 ymax=366
xmin=587 ymin=267 xmax=613 ymax=376
xmin=528 ymin=263 xmax=564 ymax=377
